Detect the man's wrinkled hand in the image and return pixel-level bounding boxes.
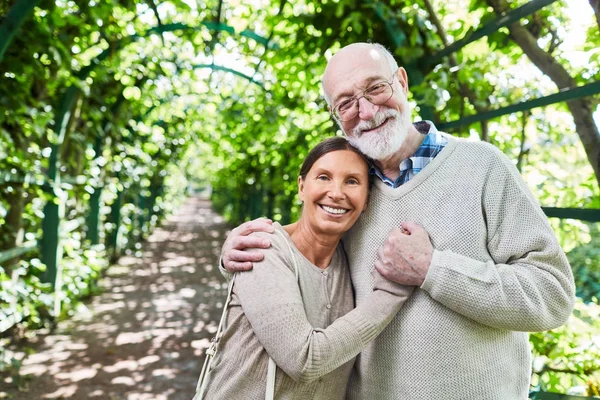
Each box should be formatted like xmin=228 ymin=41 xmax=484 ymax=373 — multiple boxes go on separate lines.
xmin=374 ymin=221 xmax=433 ymax=286
xmin=221 ymin=218 xmax=275 ymax=272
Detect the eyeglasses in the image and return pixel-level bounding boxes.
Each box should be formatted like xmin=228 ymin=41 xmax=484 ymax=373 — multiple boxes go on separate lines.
xmin=331 ymin=71 xmax=397 ymax=122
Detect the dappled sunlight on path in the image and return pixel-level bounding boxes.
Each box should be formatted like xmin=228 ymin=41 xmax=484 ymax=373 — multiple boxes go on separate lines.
xmin=0 ymin=197 xmax=230 ymax=400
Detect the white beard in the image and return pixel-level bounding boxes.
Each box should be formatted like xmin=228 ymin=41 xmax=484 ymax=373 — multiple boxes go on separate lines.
xmin=345 ymin=103 xmax=412 ymax=161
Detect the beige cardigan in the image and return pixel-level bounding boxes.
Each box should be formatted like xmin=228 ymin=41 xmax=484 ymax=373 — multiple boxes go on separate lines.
xmin=202 ymin=223 xmax=412 ymax=399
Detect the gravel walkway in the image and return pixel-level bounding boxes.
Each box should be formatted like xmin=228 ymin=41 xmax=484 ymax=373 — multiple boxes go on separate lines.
xmin=0 ymin=197 xmax=229 ymax=400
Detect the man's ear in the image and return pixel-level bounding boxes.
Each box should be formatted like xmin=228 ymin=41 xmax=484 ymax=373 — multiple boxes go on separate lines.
xmin=298 ymin=176 xmax=305 ymax=202
xmin=396 ymin=67 xmax=409 ymax=95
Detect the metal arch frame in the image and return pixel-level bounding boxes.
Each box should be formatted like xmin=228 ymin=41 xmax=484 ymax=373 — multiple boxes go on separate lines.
xmin=190 ymin=63 xmax=266 ymax=89
xmin=136 ymin=90 xmax=241 ymax=122
xmin=0 ymin=0 xmax=41 ymax=62
xmin=107 ymin=70 xmax=262 ymax=146
xmin=0 ymin=1 xmax=278 ymax=63
xmin=437 ymin=80 xmax=600 ymax=131
xmin=423 ymin=0 xmax=558 ymax=69
xmin=78 ymin=21 xmax=277 ymax=80
xmin=371 ymin=0 xmax=563 ymax=123
xmin=142 ymin=22 xmax=278 ymax=49
xmin=115 ymin=62 xmax=267 ymax=131
xmin=49 ymin=20 xmax=276 ymax=159
xmin=35 ymin=15 xmax=273 ymax=285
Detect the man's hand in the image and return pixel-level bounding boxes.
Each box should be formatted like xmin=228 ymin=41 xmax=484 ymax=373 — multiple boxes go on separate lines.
xmin=374 ymin=221 xmax=433 ymax=286
xmin=222 ymin=218 xmax=275 ymax=272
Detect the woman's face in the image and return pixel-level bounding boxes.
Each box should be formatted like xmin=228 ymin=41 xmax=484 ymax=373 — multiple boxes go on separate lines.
xmin=298 ymin=149 xmax=369 ymax=237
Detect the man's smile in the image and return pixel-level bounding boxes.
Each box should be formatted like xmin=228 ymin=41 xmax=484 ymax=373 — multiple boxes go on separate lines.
xmin=359 ymin=116 xmax=392 ymax=136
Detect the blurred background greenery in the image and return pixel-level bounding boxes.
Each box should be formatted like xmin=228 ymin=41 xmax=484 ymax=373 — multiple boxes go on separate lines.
xmin=0 ymin=0 xmax=599 ymax=396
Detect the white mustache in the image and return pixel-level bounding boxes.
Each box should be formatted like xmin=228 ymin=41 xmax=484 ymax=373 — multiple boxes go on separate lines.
xmin=353 ymin=108 xmax=400 ymax=137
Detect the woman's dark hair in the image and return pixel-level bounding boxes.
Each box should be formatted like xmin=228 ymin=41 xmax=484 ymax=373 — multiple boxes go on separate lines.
xmin=299 ymin=137 xmax=373 ymax=182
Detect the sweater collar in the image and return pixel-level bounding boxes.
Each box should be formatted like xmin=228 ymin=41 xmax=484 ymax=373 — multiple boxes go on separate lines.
xmin=369 ymin=121 xmax=447 ymax=188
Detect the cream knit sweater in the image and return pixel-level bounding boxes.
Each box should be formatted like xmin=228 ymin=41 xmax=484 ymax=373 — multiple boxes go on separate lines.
xmin=203 ymin=224 xmax=412 ymax=399
xmin=343 ymin=135 xmax=575 ymax=400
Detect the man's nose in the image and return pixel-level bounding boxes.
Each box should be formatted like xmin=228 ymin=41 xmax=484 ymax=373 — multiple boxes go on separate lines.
xmin=357 ymin=97 xmax=379 ymax=120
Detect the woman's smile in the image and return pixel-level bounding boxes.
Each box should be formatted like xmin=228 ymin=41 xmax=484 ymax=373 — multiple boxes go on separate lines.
xmin=319 ymin=204 xmax=350 ymax=216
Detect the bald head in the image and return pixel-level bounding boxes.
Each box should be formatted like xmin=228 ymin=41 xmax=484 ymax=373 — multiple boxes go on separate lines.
xmin=322 ymin=43 xmax=399 ymax=105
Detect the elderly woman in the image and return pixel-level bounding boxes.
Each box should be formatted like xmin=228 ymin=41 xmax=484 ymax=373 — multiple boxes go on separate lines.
xmin=195 ymin=137 xmax=412 ymax=399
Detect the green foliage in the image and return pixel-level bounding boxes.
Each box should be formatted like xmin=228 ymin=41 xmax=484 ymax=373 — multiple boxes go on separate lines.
xmin=0 ymin=0 xmax=599 ymax=396
xmin=530 ymin=299 xmax=600 ymax=396
xmin=0 ymin=258 xmax=53 ymax=332
xmin=0 ymin=0 xmax=189 ymax=346
xmin=565 ymin=224 xmax=600 ymax=304
xmin=529 ymin=221 xmax=600 ymax=396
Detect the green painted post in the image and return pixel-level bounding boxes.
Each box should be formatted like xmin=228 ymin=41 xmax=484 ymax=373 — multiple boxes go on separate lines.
xmin=40 ymin=146 xmax=64 ymax=289
xmin=87 ymin=188 xmax=101 ymax=245
xmin=154 ymin=184 xmax=165 ymax=219
xmin=40 ymin=85 xmax=79 ymax=292
xmin=280 ymin=194 xmax=293 ymax=225
xmin=86 ymin=93 xmax=124 ymax=246
xmin=40 ymin=197 xmax=63 ymax=287
xmin=138 ymin=192 xmax=147 ymax=238
xmin=0 ymin=0 xmax=41 ymax=62
xmin=86 ymin=132 xmax=103 ymax=245
xmin=250 ymin=185 xmax=264 ymax=220
xmin=147 ymin=183 xmax=160 ymax=224
xmin=266 ymin=188 xmax=275 ymax=219
xmin=107 ymin=169 xmax=123 ymax=259
xmin=108 ymin=188 xmax=123 ymax=260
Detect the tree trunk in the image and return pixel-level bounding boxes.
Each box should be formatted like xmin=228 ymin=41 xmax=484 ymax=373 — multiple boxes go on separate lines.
xmin=517 ymin=111 xmax=530 ymax=173
xmin=487 ymin=0 xmax=600 ymax=188
xmin=590 ymin=0 xmax=600 ymax=32
xmin=1 ymin=121 xmax=28 ymax=271
xmin=0 ymin=184 xmax=26 ymax=272
xmin=423 ymin=0 xmax=492 ymax=139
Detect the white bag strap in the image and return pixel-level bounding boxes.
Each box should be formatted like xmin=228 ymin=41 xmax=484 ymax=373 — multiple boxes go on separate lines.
xmin=266 ymin=229 xmax=299 ymax=400
xmin=195 ymin=228 xmax=299 ymax=400
xmin=194 ymin=274 xmax=236 ymax=399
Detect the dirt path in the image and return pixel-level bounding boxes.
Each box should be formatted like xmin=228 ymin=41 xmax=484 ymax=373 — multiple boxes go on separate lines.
xmin=1 ymin=197 xmax=230 ymax=400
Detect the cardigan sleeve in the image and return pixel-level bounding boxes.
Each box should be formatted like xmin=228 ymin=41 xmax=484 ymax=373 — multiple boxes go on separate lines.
xmin=233 ymin=231 xmax=412 ymax=384
xmin=421 ymin=146 xmax=575 ymax=332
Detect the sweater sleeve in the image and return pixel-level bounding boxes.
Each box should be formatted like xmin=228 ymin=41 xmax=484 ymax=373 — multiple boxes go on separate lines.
xmin=421 ymin=147 xmax=575 ymax=332
xmin=218 ymin=257 xmax=233 ymax=281
xmin=234 ymin=232 xmax=412 ymax=384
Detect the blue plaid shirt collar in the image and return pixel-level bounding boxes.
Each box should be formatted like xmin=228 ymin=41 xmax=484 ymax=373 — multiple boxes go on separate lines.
xmin=369 ymin=120 xmax=448 ymax=188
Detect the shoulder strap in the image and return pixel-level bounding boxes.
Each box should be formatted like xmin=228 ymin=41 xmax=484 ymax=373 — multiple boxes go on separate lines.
xmin=265 ymin=229 xmax=299 ymax=400
xmin=195 ymin=274 xmax=236 ymax=399
xmin=276 ymin=228 xmax=300 ymax=281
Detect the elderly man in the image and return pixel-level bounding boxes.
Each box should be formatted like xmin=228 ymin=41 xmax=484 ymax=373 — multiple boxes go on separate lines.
xmin=220 ymin=42 xmax=575 ymax=399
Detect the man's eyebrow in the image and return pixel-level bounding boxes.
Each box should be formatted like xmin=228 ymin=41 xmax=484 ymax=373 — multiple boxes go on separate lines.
xmin=332 ymin=75 xmax=388 ymax=105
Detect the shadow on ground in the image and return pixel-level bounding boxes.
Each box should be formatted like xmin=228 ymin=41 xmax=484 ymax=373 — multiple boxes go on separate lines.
xmin=1 ymin=197 xmax=230 ymax=400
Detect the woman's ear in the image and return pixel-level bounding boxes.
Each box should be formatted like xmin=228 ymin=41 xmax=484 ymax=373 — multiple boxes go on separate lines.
xmin=298 ymin=176 xmax=305 ymax=202
xmin=362 ymin=185 xmax=370 ymax=213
